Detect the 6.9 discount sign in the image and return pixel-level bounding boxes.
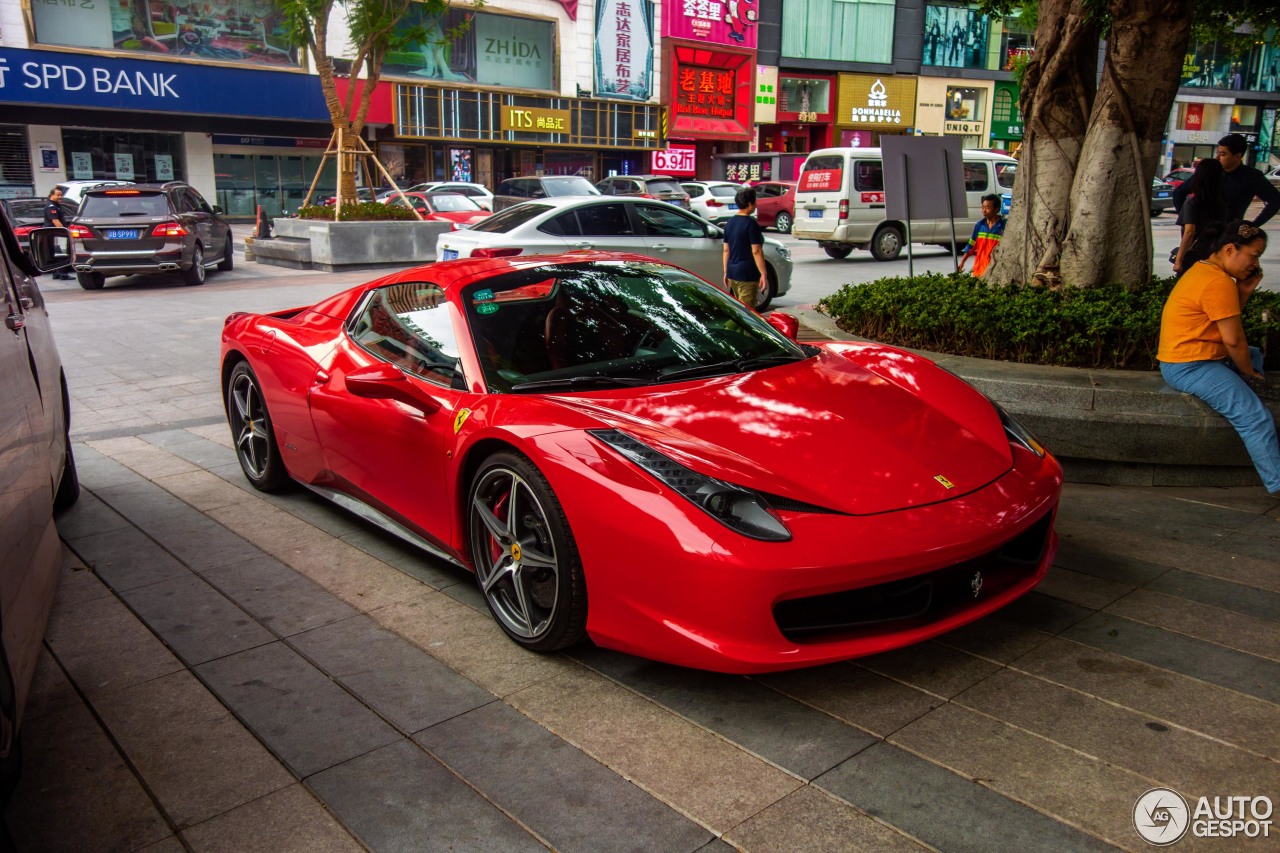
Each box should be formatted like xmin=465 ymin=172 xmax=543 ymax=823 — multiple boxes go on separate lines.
xmin=652 ymin=146 xmax=697 ymax=176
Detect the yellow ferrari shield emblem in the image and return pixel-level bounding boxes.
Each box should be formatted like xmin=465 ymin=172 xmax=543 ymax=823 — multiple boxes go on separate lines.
xmin=934 ymin=475 xmax=956 ymax=490
xmin=510 ymin=543 xmax=522 ymax=562
xmin=453 ymin=408 xmax=471 ymax=434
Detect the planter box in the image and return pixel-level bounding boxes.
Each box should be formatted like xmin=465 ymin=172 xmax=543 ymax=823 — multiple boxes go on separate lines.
xmin=253 ymin=218 xmax=453 ymax=271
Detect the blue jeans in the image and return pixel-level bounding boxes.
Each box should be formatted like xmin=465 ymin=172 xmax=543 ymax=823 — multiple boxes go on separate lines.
xmin=1160 ymin=347 xmax=1280 ymax=493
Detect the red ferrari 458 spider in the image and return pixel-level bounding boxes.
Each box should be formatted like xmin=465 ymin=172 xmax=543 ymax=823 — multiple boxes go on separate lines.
xmin=221 ymin=252 xmax=1062 ymax=673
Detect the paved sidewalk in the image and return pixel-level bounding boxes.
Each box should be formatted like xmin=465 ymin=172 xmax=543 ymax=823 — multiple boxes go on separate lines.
xmin=6 ymin=257 xmax=1279 ymax=851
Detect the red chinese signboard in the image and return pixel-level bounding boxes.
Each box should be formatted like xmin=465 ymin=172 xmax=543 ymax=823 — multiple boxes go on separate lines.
xmin=665 ymin=42 xmax=753 ymax=140
xmin=1185 ymin=103 xmax=1204 ymax=131
xmin=653 ymin=146 xmax=697 ymax=175
xmin=799 ymin=168 xmax=842 ymax=192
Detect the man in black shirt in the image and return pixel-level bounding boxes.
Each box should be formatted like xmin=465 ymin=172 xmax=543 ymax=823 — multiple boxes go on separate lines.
xmin=722 ymin=187 xmax=767 ymax=308
xmin=1173 ymin=133 xmax=1280 ymax=226
xmin=42 ymin=187 xmax=72 ymax=279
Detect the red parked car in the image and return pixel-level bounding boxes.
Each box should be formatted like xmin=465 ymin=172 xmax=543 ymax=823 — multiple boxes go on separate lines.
xmin=221 ymin=253 xmax=1062 ymax=673
xmin=1162 ymin=168 xmax=1194 ymax=188
xmin=384 ymin=192 xmax=491 ymax=228
xmin=752 ymin=181 xmax=797 ymax=233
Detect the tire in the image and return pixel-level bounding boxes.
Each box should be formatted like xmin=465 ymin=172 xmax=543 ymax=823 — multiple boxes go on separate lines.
xmin=76 ymin=271 xmax=104 ymax=290
xmin=1150 ymin=209 xmax=1161 ymax=217
xmin=774 ymin=211 xmax=792 ymax=234
xmin=756 ymin=265 xmax=776 ymax=312
xmin=182 ymin=244 xmax=206 ymax=286
xmin=53 ymin=442 xmax=80 ymax=513
xmin=217 ymin=235 xmax=234 ymax=271
xmin=823 ymin=246 xmax=853 ymax=260
xmin=226 ymin=361 xmax=289 ymax=491
xmin=871 ymin=225 xmax=904 ymax=261
xmin=467 ymin=451 xmax=587 ymax=653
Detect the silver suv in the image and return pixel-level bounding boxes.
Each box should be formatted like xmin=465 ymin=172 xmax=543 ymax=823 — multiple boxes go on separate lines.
xmin=492 ymin=175 xmax=600 ymax=211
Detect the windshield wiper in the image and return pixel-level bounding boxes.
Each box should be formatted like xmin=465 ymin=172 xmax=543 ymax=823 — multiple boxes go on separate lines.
xmin=658 ymin=353 xmax=805 ymax=382
xmin=509 ymin=375 xmax=650 ymax=393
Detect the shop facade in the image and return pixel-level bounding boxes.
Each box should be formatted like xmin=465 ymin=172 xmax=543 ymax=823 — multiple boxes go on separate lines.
xmin=989 ymin=81 xmax=1023 ymax=154
xmin=915 ymin=77 xmax=994 ymax=148
xmin=755 ymin=72 xmax=836 ymax=155
xmin=834 ymin=74 xmax=917 ymax=148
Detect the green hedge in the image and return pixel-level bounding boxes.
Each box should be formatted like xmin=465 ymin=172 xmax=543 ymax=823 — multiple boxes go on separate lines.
xmin=295 ymin=202 xmax=418 ymax=222
xmin=816 ymin=273 xmax=1280 ymax=370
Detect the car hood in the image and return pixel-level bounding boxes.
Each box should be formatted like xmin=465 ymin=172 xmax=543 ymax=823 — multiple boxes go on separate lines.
xmin=545 ymin=346 xmax=1013 ymax=515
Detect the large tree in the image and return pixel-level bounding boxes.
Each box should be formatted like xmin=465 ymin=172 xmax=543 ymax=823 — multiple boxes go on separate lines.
xmin=279 ymin=0 xmax=472 ymax=206
xmin=980 ymin=0 xmax=1279 ymax=289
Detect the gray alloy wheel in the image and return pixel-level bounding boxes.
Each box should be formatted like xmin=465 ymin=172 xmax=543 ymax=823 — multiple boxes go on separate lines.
xmin=871 ymin=225 xmax=904 ymax=261
xmin=468 ymin=452 xmax=586 ymax=652
xmin=182 ymin=244 xmax=206 ymax=286
xmin=774 ymin=211 xmax=792 ymax=234
xmin=227 ymin=361 xmax=288 ymax=491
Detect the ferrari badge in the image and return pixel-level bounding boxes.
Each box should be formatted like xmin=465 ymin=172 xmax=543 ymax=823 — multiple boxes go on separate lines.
xmin=934 ymin=475 xmax=956 ymax=489
xmin=453 ymin=408 xmax=471 ymax=434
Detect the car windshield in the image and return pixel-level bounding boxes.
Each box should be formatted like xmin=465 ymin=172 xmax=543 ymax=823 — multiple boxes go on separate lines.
xmin=427 ymin=194 xmax=482 ymax=212
xmin=81 ymin=192 xmax=169 ymax=218
xmin=542 ymin=176 xmax=601 ymax=197
xmin=468 ymin=203 xmax=553 ymax=233
xmin=4 ymin=200 xmax=46 ymax=219
xmin=645 ymin=180 xmax=684 ymax=194
xmin=709 ymin=185 xmax=739 ymax=198
xmin=463 ymin=261 xmax=809 ymax=393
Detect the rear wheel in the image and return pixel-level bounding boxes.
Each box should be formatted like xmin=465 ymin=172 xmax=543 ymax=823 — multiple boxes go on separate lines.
xmin=217 ymin=235 xmax=234 ymax=271
xmin=53 ymin=443 xmax=80 ymax=513
xmin=468 ymin=452 xmax=587 ymax=653
xmin=823 ymin=246 xmax=853 ymax=260
xmin=227 ymin=361 xmax=289 ymax=491
xmin=182 ymin=244 xmax=206 ymax=286
xmin=871 ymin=225 xmax=904 ymax=261
xmin=76 ymin=271 xmax=104 ymax=290
xmin=774 ymin=211 xmax=792 ymax=234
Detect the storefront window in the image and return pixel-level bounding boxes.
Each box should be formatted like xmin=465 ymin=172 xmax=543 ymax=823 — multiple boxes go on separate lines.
xmin=781 ymin=0 xmax=893 ymax=64
xmin=946 ymin=87 xmax=982 ymax=121
xmin=31 ymin=0 xmax=299 ymax=66
xmin=780 ymin=79 xmax=832 ymax=115
xmin=543 ymin=152 xmax=594 ymax=178
xmin=1182 ymin=39 xmax=1280 ymax=92
xmin=923 ymin=5 xmax=991 ymax=69
xmin=213 ymin=152 xmax=332 ymax=217
xmin=61 ymin=129 xmax=185 ymax=184
xmin=0 ymin=127 xmax=34 ymax=199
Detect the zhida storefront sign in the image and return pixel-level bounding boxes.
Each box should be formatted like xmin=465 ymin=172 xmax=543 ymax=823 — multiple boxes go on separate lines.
xmin=665 ymin=41 xmax=754 ymax=140
xmin=836 ymin=74 xmax=917 ymax=130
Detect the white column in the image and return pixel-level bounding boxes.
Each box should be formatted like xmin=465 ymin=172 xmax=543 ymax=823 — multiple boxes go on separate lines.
xmin=184 ymin=132 xmax=216 ymax=202
xmin=28 ymin=126 xmax=65 ymax=197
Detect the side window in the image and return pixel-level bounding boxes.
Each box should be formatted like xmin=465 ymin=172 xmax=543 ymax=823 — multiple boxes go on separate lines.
xmin=173 ymin=191 xmax=196 ymax=213
xmin=348 ymin=284 xmax=462 ymax=387
xmin=963 ymin=162 xmax=989 ymax=192
xmin=853 ymin=161 xmax=884 ymax=192
xmin=995 ymin=163 xmax=1018 ymax=190
xmin=529 ymin=181 xmax=548 ymax=199
xmin=684 ymin=185 xmax=703 ymax=198
xmin=503 ymin=181 xmax=525 ymax=199
xmin=575 ymin=203 xmax=633 ymax=235
xmin=539 ymin=212 xmax=582 ymax=236
xmin=634 ymin=203 xmax=706 ymax=238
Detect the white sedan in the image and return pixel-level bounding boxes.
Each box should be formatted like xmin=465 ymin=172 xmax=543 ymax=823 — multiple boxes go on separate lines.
xmin=436 ymin=196 xmax=793 ymax=310
xmin=682 ymin=180 xmax=748 ymax=224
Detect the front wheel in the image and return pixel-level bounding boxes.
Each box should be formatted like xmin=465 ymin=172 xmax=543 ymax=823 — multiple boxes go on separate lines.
xmin=774 ymin=211 xmax=792 ymax=234
xmin=871 ymin=225 xmax=904 ymax=261
xmin=226 ymin=361 xmax=289 ymax=491
xmin=468 ymin=452 xmax=587 ymax=652
xmin=756 ymin=265 xmax=777 ymax=311
xmin=182 ymin=244 xmax=206 ymax=286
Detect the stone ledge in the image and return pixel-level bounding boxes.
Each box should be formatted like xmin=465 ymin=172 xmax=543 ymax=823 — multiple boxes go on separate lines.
xmin=253 ymin=218 xmax=451 ymax=271
xmin=794 ymin=308 xmax=1277 ymax=487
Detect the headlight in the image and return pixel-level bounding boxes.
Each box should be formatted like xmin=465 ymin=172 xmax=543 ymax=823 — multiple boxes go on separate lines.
xmin=771 ymin=242 xmax=791 ymax=261
xmin=589 ymin=429 xmax=792 ymax=541
xmin=994 ymin=403 xmax=1045 ymax=457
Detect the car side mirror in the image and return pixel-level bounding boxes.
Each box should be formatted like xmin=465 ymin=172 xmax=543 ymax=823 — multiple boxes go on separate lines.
xmin=25 ymin=227 xmax=74 ymax=273
xmin=345 ymin=362 xmax=442 ymax=414
xmin=767 ymin=313 xmax=799 ymax=340
xmin=707 ymin=225 xmax=723 ymax=239
xmin=213 ymin=205 xmax=224 ymax=215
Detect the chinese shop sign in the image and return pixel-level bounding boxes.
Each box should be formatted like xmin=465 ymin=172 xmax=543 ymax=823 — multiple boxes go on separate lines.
xmin=666 ymin=43 xmax=753 ymax=140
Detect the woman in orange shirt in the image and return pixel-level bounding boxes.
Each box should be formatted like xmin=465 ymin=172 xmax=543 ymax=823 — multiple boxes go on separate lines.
xmin=1158 ymin=222 xmax=1277 ymax=494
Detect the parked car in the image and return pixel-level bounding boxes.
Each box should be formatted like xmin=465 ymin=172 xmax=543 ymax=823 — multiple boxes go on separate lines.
xmin=1163 ymin=168 xmax=1195 ymax=188
xmin=492 ymin=176 xmax=601 ymax=212
xmin=54 ymin=179 xmax=134 ymax=205
xmin=753 ymin=181 xmax=798 ymax=233
xmin=379 ymin=183 xmax=495 ymax=210
xmin=436 ymin=196 xmax=793 ymax=310
xmin=378 ymin=183 xmax=441 ymax=199
xmin=596 ymin=174 xmax=691 ymax=209
xmin=1150 ymin=178 xmax=1175 ymax=216
xmin=220 ymin=252 xmax=1062 ymax=672
xmin=682 ymin=181 xmax=747 ymax=225
xmin=1264 ymin=166 xmax=1280 ymax=189
xmin=384 ymin=192 xmax=491 ymax=227
xmin=0 ymin=209 xmax=80 ymax=798
xmin=69 ymin=182 xmax=233 ymax=290
xmin=321 ymin=188 xmax=378 ymax=206
xmin=0 ymin=197 xmax=79 ymax=251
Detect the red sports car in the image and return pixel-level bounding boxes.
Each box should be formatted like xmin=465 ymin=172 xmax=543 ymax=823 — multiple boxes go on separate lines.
xmin=221 ymin=253 xmax=1062 ymax=673
xmin=383 ymin=192 xmax=491 ymax=227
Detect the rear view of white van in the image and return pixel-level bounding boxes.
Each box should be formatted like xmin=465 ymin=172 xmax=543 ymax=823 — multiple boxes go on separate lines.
xmin=791 ymin=147 xmax=1017 ymax=261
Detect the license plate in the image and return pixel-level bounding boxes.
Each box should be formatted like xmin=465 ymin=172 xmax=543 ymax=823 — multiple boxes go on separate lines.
xmin=441 ymin=249 xmax=458 ymax=260
xmin=1157 ymin=192 xmax=1169 ymax=198
xmin=727 ymin=204 xmax=738 ymax=210
xmin=808 ymin=209 xmax=823 ymax=219
xmin=106 ymin=229 xmax=138 ymax=240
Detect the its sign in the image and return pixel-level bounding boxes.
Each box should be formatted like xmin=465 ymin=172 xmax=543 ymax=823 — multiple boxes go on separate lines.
xmin=501 ymin=107 xmax=571 ymax=132
xmin=837 ymin=74 xmax=916 ymax=130
xmin=652 ymin=145 xmax=696 ymax=175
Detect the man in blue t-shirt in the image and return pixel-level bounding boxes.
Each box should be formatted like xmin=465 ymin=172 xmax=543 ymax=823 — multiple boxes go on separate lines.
xmin=722 ymin=187 xmax=767 ymax=308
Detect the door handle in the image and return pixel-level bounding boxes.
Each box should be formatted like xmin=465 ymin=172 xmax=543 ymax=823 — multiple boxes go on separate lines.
xmin=5 ymin=312 xmax=24 ymax=333
xmin=651 ymin=244 xmax=669 ymax=251
xmin=573 ymin=242 xmax=593 ymax=249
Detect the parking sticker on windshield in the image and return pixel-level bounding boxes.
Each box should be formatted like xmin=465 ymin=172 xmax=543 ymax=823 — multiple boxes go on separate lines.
xmin=473 ymin=289 xmax=495 ymax=302
xmin=476 ymin=302 xmax=499 ymax=315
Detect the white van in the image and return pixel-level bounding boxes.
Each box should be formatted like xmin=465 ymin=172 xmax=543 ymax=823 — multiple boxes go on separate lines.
xmin=791 ymin=147 xmax=1018 ymax=260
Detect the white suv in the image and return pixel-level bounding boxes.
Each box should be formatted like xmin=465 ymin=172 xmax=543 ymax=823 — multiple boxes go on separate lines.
xmin=55 ymin=180 xmax=135 ymax=205
xmin=682 ymin=181 xmax=747 ymax=224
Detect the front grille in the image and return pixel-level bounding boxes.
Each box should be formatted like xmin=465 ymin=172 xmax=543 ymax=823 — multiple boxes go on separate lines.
xmin=773 ymin=511 xmax=1052 ymax=643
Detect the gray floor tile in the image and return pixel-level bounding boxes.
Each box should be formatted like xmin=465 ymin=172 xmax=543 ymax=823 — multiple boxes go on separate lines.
xmin=308 ymin=741 xmax=545 ymax=853
xmin=996 ymin=590 xmax=1097 ymax=634
xmin=67 ymin=524 xmax=191 ymax=591
xmin=576 ymin=647 xmax=876 ymax=780
xmin=291 ymin=615 xmax=494 ymax=734
xmin=195 ymin=642 xmax=400 ymax=778
xmin=416 ymin=702 xmax=712 ymax=853
xmin=816 ymin=742 xmax=1116 ymax=853
xmin=1062 ymin=612 xmax=1280 ymax=704
xmin=119 ymin=574 xmax=275 ymax=666
xmin=55 ymin=490 xmax=134 ymax=541
xmin=138 ymin=512 xmax=267 ymax=572
xmin=1052 ymin=535 xmax=1172 ymax=585
xmin=147 ymin=435 xmax=237 ymax=469
xmin=1212 ymin=530 xmax=1280 ymax=563
xmin=339 ymin=526 xmax=467 ymax=590
xmin=96 ymin=479 xmax=199 ymax=523
xmin=72 ymin=445 xmax=146 ymax=489
xmin=201 ymin=554 xmax=359 ymax=637
xmin=1147 ymin=568 xmax=1280 ymax=623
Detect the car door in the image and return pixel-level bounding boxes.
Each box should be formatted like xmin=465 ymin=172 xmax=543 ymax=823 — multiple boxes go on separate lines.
xmin=189 ymin=188 xmax=229 ymax=259
xmin=544 ymin=202 xmax=639 ymax=254
xmin=177 ymin=188 xmax=214 ymax=259
xmin=308 ymin=283 xmax=466 ymax=550
xmin=634 ymin=202 xmax=721 ymax=281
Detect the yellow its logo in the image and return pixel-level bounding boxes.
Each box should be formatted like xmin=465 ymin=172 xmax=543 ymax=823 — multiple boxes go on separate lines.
xmin=934 ymin=475 xmax=956 ymax=489
xmin=453 ymin=408 xmax=472 ymax=434
xmin=510 ymin=543 xmax=522 ymax=562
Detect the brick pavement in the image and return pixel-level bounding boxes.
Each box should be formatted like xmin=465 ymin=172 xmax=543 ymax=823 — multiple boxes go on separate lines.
xmin=5 ymin=259 xmax=1279 ymax=851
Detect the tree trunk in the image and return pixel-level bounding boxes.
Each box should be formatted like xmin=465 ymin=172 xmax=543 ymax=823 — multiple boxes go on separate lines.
xmin=985 ymin=0 xmax=1193 ymax=290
